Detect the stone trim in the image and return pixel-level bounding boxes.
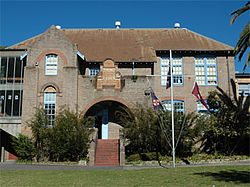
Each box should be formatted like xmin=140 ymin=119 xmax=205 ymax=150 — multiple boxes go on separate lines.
xmin=161 ymin=96 xmax=185 ymax=101
xmin=81 ymin=96 xmax=132 ymax=117
xmin=36 ymin=49 xmax=68 ymax=66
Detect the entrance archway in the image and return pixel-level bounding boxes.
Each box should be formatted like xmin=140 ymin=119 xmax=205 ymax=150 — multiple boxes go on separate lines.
xmin=84 ymin=100 xmax=129 ymax=139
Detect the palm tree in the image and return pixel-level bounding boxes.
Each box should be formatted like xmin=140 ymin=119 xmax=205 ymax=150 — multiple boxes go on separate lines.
xmin=204 ymin=79 xmax=250 ymax=155
xmin=231 ymin=2 xmax=250 ymax=72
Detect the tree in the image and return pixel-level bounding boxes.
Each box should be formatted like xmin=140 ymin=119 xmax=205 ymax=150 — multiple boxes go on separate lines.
xmin=12 ymin=134 xmax=35 ymax=161
xmin=231 ymin=2 xmax=250 ymax=72
xmin=27 ymin=108 xmax=93 ymax=162
xmin=117 ymin=104 xmax=202 ymax=159
xmin=48 ymin=108 xmax=93 ymax=161
xmin=201 ymin=80 xmax=250 ymax=155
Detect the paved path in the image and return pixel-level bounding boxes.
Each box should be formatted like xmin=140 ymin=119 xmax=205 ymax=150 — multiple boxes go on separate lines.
xmin=1 ymin=161 xmax=249 ymax=171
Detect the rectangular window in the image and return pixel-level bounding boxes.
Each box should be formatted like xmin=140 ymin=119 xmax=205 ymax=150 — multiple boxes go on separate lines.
xmin=44 ymin=92 xmax=56 ymax=126
xmin=162 ymin=100 xmax=185 ymax=114
xmin=0 ymin=90 xmax=23 ymax=117
xmin=238 ymin=83 xmax=250 ymax=96
xmin=161 ymin=57 xmax=183 ymax=86
xmin=0 ymin=56 xmax=24 ymax=118
xmin=195 ymin=57 xmax=217 ymax=85
xmin=0 ymin=57 xmax=7 ymax=84
xmin=89 ymin=67 xmax=100 ymax=76
xmin=45 ymin=54 xmax=58 ymax=75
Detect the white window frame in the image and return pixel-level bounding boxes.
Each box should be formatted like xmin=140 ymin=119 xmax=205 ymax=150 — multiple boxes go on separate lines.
xmin=161 ymin=56 xmax=183 ymax=86
xmin=195 ymin=56 xmax=217 ymax=85
xmin=196 ymin=101 xmax=208 ymax=115
xmin=89 ymin=67 xmax=100 ymax=76
xmin=45 ymin=54 xmax=58 ymax=75
xmin=238 ymin=83 xmax=250 ymax=96
xmin=162 ymin=100 xmax=185 ymax=114
xmin=43 ymin=92 xmax=56 ymax=126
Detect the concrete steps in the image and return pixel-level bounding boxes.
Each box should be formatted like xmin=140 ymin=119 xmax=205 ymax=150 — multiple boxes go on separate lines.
xmin=95 ymin=139 xmax=119 ymax=166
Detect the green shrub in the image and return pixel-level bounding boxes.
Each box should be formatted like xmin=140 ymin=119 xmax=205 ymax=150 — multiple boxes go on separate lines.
xmin=28 ymin=108 xmax=93 ymax=162
xmin=118 ymin=104 xmax=202 ymax=158
xmin=48 ymin=108 xmax=93 ymax=162
xmin=127 ymin=152 xmax=160 ymax=161
xmin=12 ymin=134 xmax=35 ymax=161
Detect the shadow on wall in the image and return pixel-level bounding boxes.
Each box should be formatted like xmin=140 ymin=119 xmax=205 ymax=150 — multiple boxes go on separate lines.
xmin=0 ymin=129 xmax=17 ymax=159
xmin=194 ymin=170 xmax=250 ymax=184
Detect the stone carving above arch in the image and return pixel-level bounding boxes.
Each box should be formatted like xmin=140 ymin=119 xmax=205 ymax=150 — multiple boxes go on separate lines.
xmin=96 ymin=59 xmax=121 ymax=90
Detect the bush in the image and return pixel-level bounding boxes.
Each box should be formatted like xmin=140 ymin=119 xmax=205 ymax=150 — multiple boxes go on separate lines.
xmin=200 ymin=82 xmax=250 ymax=156
xmin=48 ymin=108 xmax=93 ymax=161
xmin=12 ymin=134 xmax=35 ymax=161
xmin=118 ymin=104 xmax=202 ymax=158
xmin=28 ymin=108 xmax=93 ymax=162
xmin=127 ymin=152 xmax=159 ymax=162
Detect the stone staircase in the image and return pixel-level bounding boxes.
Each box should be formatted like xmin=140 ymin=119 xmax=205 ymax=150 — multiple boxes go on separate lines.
xmin=95 ymin=139 xmax=120 ymax=166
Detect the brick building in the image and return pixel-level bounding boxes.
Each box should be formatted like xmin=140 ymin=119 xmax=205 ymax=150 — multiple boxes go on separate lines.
xmin=0 ymin=24 xmax=235 ymax=164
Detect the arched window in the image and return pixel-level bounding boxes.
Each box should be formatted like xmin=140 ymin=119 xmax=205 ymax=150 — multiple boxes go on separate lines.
xmin=162 ymin=100 xmax=185 ymax=114
xmin=43 ymin=87 xmax=56 ymax=126
xmin=45 ymin=54 xmax=58 ymax=75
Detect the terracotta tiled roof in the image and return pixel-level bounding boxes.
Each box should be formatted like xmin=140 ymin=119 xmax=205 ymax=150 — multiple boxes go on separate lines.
xmin=9 ymin=27 xmax=234 ymax=62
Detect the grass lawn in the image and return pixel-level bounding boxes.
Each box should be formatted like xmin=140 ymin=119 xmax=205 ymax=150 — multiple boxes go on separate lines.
xmin=1 ymin=165 xmax=249 ymax=186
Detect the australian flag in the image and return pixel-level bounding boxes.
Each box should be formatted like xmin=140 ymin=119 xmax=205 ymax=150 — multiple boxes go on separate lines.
xmin=150 ymin=87 xmax=163 ymax=110
xmin=166 ymin=63 xmax=171 ymax=89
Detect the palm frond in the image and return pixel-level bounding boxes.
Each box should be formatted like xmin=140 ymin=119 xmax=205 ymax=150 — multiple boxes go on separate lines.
xmin=238 ymin=43 xmax=248 ymax=61
xmin=230 ymin=79 xmax=238 ymax=104
xmin=243 ymin=52 xmax=250 ymax=72
xmin=234 ymin=23 xmax=250 ymax=55
xmin=216 ymin=86 xmax=237 ymax=110
xmin=231 ymin=2 xmax=250 ymax=24
xmin=242 ymin=96 xmax=250 ymax=113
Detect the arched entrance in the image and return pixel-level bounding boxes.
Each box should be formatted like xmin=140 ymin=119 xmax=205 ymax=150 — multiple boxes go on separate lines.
xmin=84 ymin=100 xmax=129 ymax=139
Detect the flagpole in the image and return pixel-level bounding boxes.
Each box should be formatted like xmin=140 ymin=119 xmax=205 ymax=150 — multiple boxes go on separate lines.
xmin=170 ymin=49 xmax=175 ymax=168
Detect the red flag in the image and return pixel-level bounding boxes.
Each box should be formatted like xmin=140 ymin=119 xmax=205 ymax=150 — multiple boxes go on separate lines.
xmin=192 ymin=82 xmax=209 ymax=111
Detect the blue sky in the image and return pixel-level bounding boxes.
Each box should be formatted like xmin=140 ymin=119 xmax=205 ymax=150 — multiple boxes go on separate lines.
xmin=1 ymin=0 xmax=249 ymax=72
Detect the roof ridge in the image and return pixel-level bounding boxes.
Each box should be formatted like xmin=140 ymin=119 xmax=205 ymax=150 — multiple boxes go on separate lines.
xmin=62 ymin=28 xmax=187 ymax=30
xmin=8 ymin=33 xmax=42 ymax=49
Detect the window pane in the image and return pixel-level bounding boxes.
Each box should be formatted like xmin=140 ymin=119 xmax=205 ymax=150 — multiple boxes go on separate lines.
xmin=0 ymin=57 xmax=7 ymax=84
xmin=0 ymin=90 xmax=5 ymax=116
xmin=207 ymin=65 xmax=217 ymax=84
xmin=162 ymin=100 xmax=184 ymax=114
xmin=6 ymin=90 xmax=12 ymax=116
xmin=89 ymin=68 xmax=100 ymax=76
xmin=15 ymin=58 xmax=22 ymax=83
xmin=7 ymin=57 xmax=14 ymax=83
xmin=46 ymin=54 xmax=58 ymax=75
xmin=207 ymin=57 xmax=216 ymax=65
xmin=44 ymin=92 xmax=56 ymax=126
xmin=161 ymin=57 xmax=169 ymax=65
xmin=239 ymin=83 xmax=250 ymax=96
xmin=162 ymin=57 xmax=182 ymax=86
xmin=195 ymin=58 xmax=204 ymax=65
xmin=13 ymin=90 xmax=21 ymax=116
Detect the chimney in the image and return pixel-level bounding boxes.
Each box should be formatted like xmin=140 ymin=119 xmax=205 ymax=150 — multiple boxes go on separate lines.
xmin=174 ymin=23 xmax=180 ymax=29
xmin=115 ymin=21 xmax=121 ymax=29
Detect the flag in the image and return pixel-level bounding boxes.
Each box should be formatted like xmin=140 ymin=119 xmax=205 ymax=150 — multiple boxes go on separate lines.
xmin=150 ymin=87 xmax=163 ymax=110
xmin=166 ymin=63 xmax=171 ymax=89
xmin=192 ymin=82 xmax=209 ymax=111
